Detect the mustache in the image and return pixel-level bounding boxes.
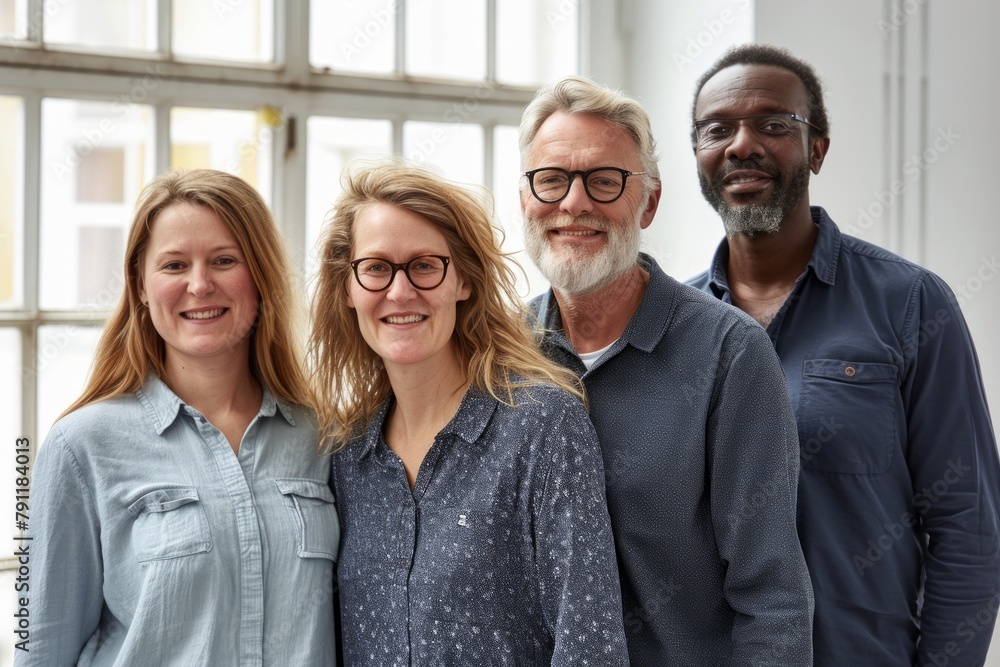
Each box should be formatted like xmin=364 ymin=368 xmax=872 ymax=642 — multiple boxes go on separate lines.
xmin=531 ymin=214 xmax=613 ymax=231
xmin=718 ymin=158 xmax=781 ymax=181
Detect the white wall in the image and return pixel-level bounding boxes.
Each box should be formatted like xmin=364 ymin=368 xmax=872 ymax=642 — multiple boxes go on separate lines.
xmin=587 ymin=0 xmax=1000 ymax=662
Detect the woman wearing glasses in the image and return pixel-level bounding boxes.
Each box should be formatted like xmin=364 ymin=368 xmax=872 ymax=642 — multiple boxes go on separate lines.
xmin=311 ymin=158 xmax=628 ymax=665
xmin=20 ymin=170 xmax=337 ymax=666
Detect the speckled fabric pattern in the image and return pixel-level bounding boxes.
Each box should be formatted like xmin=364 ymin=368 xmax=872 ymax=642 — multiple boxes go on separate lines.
xmin=332 ymin=383 xmax=629 ymax=666
xmin=532 ymin=253 xmax=814 ymax=666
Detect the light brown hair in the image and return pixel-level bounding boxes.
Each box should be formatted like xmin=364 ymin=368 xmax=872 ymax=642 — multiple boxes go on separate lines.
xmin=309 ymin=157 xmax=585 ymax=451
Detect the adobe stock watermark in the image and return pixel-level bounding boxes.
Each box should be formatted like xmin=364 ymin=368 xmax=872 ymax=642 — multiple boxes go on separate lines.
xmin=339 ymin=0 xmax=401 ymax=64
xmin=846 ymin=126 xmax=960 ymax=238
xmin=51 ymin=65 xmax=166 ymax=182
xmin=898 ymin=255 xmax=999 ymax=357
xmin=623 ymin=578 xmax=681 ymax=636
xmin=726 ymin=451 xmax=800 ymax=529
xmin=923 ymin=590 xmax=1000 ymax=666
xmin=407 ymin=80 xmax=498 ymax=164
xmin=878 ymin=0 xmax=928 ymax=39
xmin=673 ymin=0 xmax=751 ymax=72
xmin=21 ymin=270 xmax=125 ymax=383
xmin=6 ymin=0 xmax=70 ymax=52
xmin=852 ymin=458 xmax=971 ymax=576
xmin=545 ymin=0 xmax=581 ymax=26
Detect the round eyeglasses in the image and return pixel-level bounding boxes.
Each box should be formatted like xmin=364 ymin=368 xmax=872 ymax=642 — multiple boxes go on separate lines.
xmin=524 ymin=166 xmax=645 ymax=204
xmin=350 ymin=255 xmax=451 ymax=292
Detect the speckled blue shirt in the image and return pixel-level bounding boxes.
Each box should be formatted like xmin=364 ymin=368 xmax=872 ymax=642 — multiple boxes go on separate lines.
xmin=331 ymin=383 xmax=629 ymax=666
xmin=688 ymin=207 xmax=1000 ymax=666
xmin=531 ymin=254 xmax=814 ymax=666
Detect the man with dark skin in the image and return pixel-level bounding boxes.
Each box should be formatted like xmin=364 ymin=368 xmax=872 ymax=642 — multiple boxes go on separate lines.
xmin=688 ymin=44 xmax=1000 ymax=666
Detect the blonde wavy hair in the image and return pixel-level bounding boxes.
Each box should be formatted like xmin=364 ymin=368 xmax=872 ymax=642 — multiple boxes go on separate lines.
xmin=62 ymin=169 xmax=314 ymax=419
xmin=309 ymin=157 xmax=584 ymax=451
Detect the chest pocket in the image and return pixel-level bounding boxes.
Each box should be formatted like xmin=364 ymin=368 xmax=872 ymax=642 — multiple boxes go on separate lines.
xmin=797 ymin=359 xmax=900 ymax=474
xmin=128 ymin=487 xmax=212 ymax=563
xmin=275 ymin=479 xmax=340 ymax=561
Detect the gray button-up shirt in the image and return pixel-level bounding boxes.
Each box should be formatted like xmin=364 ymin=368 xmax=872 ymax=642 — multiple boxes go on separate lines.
xmin=532 ymin=254 xmax=813 ymax=666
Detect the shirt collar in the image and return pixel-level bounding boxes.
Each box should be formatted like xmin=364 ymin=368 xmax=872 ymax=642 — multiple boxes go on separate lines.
xmin=355 ymin=385 xmax=499 ymax=463
xmin=706 ymin=205 xmax=842 ymax=294
xmin=136 ymin=373 xmax=294 ymax=436
xmin=534 ymin=252 xmax=674 ymax=355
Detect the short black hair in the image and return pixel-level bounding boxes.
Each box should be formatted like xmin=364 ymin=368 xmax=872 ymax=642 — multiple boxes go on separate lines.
xmin=691 ymin=43 xmax=830 ymax=145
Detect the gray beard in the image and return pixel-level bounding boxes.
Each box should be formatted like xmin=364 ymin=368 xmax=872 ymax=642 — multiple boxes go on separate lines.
xmin=524 ymin=209 xmax=643 ymax=296
xmin=700 ymin=159 xmax=810 ymax=237
xmin=719 ymin=204 xmax=784 ymax=237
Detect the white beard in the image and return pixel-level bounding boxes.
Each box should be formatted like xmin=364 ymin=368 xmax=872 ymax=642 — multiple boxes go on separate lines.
xmin=524 ymin=207 xmax=643 ymax=295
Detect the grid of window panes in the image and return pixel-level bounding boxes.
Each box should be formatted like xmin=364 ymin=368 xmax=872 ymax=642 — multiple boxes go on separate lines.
xmin=0 ymin=4 xmax=577 ymax=659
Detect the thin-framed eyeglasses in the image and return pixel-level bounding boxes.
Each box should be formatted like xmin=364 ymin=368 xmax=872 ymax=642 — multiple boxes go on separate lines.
xmin=692 ymin=113 xmax=821 ymax=151
xmin=350 ymin=255 xmax=451 ymax=292
xmin=524 ymin=166 xmax=645 ymax=204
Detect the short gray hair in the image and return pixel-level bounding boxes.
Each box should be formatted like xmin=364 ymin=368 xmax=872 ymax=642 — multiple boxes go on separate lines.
xmin=519 ymin=76 xmax=660 ymax=190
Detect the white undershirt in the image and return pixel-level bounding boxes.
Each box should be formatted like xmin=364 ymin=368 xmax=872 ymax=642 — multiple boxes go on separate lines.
xmin=577 ymin=340 xmax=617 ymax=370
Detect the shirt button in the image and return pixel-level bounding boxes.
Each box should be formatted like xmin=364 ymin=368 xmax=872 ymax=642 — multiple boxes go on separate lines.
xmin=845 ymin=366 xmax=857 ymax=377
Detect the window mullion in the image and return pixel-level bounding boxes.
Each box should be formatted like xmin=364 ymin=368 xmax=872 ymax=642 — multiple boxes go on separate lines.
xmin=486 ymin=0 xmax=497 ymax=82
xmin=22 ymin=91 xmax=40 ymax=461
xmin=158 ymin=0 xmax=172 ymax=57
xmin=25 ymin=0 xmax=41 ymax=43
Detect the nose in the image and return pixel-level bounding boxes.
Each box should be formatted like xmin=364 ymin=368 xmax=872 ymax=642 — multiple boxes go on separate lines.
xmin=384 ymin=268 xmax=418 ymax=302
xmin=187 ymin=264 xmax=215 ymax=297
xmin=558 ymin=173 xmax=594 ymax=217
xmin=725 ymin=122 xmax=766 ymax=161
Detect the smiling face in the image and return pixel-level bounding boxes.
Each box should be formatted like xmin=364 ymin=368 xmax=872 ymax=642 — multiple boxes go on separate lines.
xmin=520 ymin=111 xmax=658 ymax=295
xmin=140 ymin=202 xmax=259 ymax=373
xmin=347 ymin=202 xmax=471 ymax=376
xmin=694 ymin=64 xmax=827 ymax=237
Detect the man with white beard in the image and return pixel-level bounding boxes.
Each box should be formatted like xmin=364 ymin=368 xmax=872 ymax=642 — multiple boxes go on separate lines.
xmin=519 ymin=75 xmax=814 ymax=666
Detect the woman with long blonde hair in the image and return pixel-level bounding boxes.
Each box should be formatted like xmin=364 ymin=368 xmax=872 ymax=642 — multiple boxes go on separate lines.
xmin=311 ymin=157 xmax=627 ymax=665
xmin=21 ymin=169 xmax=338 ymax=666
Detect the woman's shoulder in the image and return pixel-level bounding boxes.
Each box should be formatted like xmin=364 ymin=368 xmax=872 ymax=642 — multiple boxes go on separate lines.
xmin=499 ymin=380 xmax=589 ymax=426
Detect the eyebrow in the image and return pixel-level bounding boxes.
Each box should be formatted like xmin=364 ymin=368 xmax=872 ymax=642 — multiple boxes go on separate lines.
xmin=150 ymin=245 xmax=242 ymax=260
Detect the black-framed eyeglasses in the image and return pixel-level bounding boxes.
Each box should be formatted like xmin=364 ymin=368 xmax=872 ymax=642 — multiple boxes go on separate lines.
xmin=692 ymin=113 xmax=822 ymax=149
xmin=524 ymin=166 xmax=645 ymax=204
xmin=350 ymin=255 xmax=451 ymax=292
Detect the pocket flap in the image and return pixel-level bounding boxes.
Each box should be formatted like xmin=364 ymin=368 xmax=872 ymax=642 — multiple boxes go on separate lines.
xmin=803 ymin=359 xmax=898 ymax=384
xmin=274 ymin=479 xmax=335 ymax=503
xmin=128 ymin=487 xmax=200 ymax=515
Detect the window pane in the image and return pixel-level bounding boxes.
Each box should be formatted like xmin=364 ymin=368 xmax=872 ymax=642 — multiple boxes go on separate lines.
xmin=173 ymin=0 xmax=274 ymax=63
xmin=0 ymin=95 xmax=23 ymax=309
xmin=170 ymin=107 xmax=273 ymax=203
xmin=306 ymin=116 xmax=393 ymax=276
xmin=310 ymin=0 xmax=395 ymax=74
xmin=40 ymin=99 xmax=154 ymax=311
xmin=0 ymin=0 xmax=28 ymax=40
xmin=403 ymin=120 xmax=483 ymax=185
xmin=497 ymin=0 xmax=578 ymax=86
xmin=36 ymin=325 xmax=102 ymax=441
xmin=405 ymin=0 xmax=485 ymax=81
xmin=493 ymin=125 xmax=547 ymax=298
xmin=44 ymin=0 xmax=156 ymax=52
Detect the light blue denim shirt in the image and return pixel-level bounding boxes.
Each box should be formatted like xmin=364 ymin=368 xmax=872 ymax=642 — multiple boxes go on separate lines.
xmin=17 ymin=374 xmax=339 ymax=666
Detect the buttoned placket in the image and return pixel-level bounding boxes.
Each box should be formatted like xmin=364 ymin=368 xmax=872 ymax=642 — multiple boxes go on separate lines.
xmin=185 ymin=405 xmax=266 ymax=667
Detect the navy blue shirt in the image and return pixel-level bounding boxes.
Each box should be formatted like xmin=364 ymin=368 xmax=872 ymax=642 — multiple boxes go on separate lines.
xmin=332 ymin=383 xmax=629 ymax=666
xmin=532 ymin=255 xmax=813 ymax=666
xmin=688 ymin=207 xmax=1000 ymax=666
